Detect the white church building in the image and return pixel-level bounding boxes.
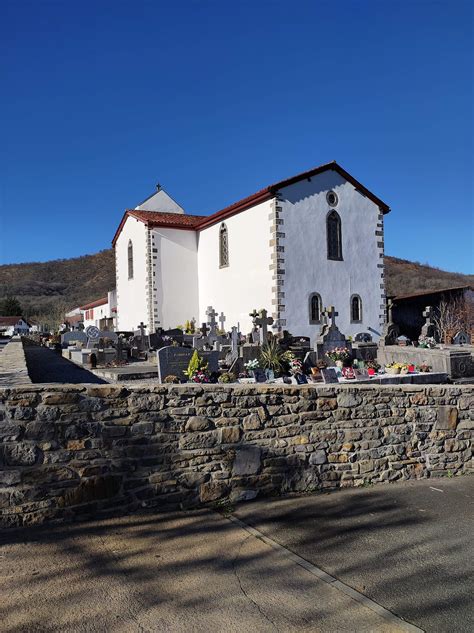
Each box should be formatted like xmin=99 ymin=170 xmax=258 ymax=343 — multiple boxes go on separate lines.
xmin=112 ymin=161 xmax=390 ymax=340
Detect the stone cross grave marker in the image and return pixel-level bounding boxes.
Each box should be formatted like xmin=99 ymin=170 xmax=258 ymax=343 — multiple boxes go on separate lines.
xmin=327 ymin=306 xmax=338 ymax=329
xmin=219 ymin=312 xmax=226 ymax=332
xmin=206 ymin=306 xmax=218 ymax=341
xmin=254 ymin=309 xmax=274 ymax=345
xmin=138 ymin=322 xmax=147 ymax=351
xmin=381 ymin=299 xmax=400 ymax=345
xmin=421 ymin=305 xmax=436 ymax=338
xmin=231 ymin=326 xmax=239 ymax=360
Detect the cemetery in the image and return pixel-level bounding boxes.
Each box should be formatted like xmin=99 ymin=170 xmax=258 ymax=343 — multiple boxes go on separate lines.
xmin=39 ymin=298 xmax=473 ymax=386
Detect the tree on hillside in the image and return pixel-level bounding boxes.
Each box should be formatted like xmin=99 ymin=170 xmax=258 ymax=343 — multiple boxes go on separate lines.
xmin=0 ymin=296 xmax=22 ymax=316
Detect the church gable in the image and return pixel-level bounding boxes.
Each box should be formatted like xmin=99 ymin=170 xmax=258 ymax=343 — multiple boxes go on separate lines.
xmin=135 ymin=186 xmax=185 ymax=214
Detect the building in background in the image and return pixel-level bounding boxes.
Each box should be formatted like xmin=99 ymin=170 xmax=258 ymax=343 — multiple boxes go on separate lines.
xmin=0 ymin=316 xmax=31 ymax=336
xmin=113 ymin=161 xmax=389 ymax=339
xmin=80 ymin=289 xmax=117 ymax=331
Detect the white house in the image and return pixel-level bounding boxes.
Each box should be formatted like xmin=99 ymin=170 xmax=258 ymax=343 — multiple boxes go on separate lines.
xmin=0 ymin=316 xmax=31 ymax=336
xmin=80 ymin=289 xmax=117 ymax=331
xmin=113 ymin=161 xmax=390 ymax=340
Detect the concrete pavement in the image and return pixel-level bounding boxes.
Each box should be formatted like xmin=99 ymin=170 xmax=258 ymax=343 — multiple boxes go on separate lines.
xmin=1 ymin=506 xmax=411 ymax=632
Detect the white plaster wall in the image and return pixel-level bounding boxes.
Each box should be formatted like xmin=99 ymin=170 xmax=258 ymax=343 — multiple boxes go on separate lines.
xmin=82 ymin=302 xmax=108 ymax=329
xmin=197 ymin=199 xmax=275 ymax=333
xmin=115 ymin=217 xmax=149 ymax=331
xmin=150 ymin=227 xmax=199 ymax=329
xmin=279 ymin=171 xmax=385 ymax=342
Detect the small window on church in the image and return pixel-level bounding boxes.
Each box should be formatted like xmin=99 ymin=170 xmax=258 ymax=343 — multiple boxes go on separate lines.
xmin=351 ymin=295 xmax=362 ymax=323
xmin=327 ymin=210 xmax=342 ymax=261
xmin=309 ymin=293 xmax=322 ymax=324
xmin=219 ymin=223 xmax=229 ymax=268
xmin=128 ymin=240 xmax=134 ymax=279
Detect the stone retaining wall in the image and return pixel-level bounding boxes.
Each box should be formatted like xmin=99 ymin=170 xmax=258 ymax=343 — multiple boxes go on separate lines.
xmin=0 ymin=384 xmax=472 ymax=527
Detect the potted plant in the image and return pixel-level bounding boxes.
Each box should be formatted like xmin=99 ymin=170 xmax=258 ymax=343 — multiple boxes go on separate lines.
xmin=259 ymin=338 xmax=286 ymax=379
xmin=218 ymin=372 xmax=235 ymax=383
xmin=385 ymin=362 xmax=403 ymax=375
xmin=184 ymin=350 xmax=210 ymax=383
xmin=366 ymin=360 xmax=380 ymax=376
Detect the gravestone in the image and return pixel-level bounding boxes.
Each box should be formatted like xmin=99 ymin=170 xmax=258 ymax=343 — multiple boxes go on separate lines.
xmin=61 ymin=331 xmax=88 ymax=347
xmin=453 ymin=331 xmax=470 ymax=345
xmin=321 ymin=368 xmax=339 ymax=383
xmin=230 ymin=326 xmax=239 ymax=360
xmin=206 ymin=306 xmax=218 ymax=343
xmin=355 ymin=332 xmax=372 ymax=342
xmin=420 ymin=306 xmax=436 ymax=339
xmin=157 ymin=346 xmax=219 ymax=383
xmin=219 ymin=312 xmax=226 ymax=333
xmin=254 ymin=309 xmax=274 ymax=345
xmin=380 ymin=299 xmax=400 ymax=346
xmin=314 ymin=306 xmax=351 ymax=362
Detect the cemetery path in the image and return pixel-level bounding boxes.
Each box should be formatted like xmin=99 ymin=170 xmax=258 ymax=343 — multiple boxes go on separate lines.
xmin=23 ymin=345 xmax=107 ymax=384
xmin=233 ymin=477 xmax=474 ymax=633
xmin=0 ymin=507 xmax=410 ymax=633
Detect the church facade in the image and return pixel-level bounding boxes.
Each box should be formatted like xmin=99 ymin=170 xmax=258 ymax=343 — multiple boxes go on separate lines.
xmin=112 ymin=161 xmax=390 ymax=340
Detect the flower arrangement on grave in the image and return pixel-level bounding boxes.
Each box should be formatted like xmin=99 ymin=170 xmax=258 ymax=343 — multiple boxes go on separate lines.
xmin=418 ymin=335 xmax=437 ymax=349
xmin=325 ymin=347 xmax=351 ymax=364
xmin=385 ymin=362 xmax=407 ymax=375
xmin=289 ymin=358 xmax=304 ymax=375
xmin=244 ymin=359 xmax=260 ymax=371
xmin=418 ymin=362 xmax=431 ymax=373
xmin=218 ymin=372 xmax=235 ymax=384
xmin=259 ymin=338 xmax=286 ymax=374
xmin=184 ymin=350 xmax=209 ymax=382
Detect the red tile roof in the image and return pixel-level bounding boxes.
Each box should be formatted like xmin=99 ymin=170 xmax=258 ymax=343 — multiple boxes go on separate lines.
xmin=112 ymin=161 xmax=390 ymax=246
xmin=80 ymin=297 xmax=108 ymax=310
xmin=0 ymin=316 xmax=28 ymax=326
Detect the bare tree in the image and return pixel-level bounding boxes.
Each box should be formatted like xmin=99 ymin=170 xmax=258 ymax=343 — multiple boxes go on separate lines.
xmin=433 ymin=295 xmax=473 ymax=343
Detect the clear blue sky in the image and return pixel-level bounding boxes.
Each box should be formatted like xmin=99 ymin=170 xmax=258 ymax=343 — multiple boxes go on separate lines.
xmin=1 ymin=0 xmax=472 ymax=273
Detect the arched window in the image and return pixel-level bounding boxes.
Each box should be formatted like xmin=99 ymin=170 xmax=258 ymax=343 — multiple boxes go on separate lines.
xmin=327 ymin=210 xmax=342 ymax=260
xmin=351 ymin=294 xmax=362 ymax=323
xmin=128 ymin=240 xmax=134 ymax=279
xmin=219 ymin=223 xmax=229 ymax=268
xmin=309 ymin=293 xmax=322 ymax=324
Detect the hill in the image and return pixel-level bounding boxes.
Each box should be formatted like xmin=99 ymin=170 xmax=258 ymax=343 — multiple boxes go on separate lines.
xmin=384 ymin=256 xmax=473 ymax=297
xmin=0 ymin=250 xmax=472 ymax=319
xmin=0 ymin=250 xmax=115 ymax=318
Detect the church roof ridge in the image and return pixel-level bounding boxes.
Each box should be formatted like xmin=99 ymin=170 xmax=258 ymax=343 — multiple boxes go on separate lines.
xmin=112 ymin=161 xmax=390 ymax=246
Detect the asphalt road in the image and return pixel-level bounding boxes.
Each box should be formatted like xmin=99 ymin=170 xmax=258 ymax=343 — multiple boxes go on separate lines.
xmin=233 ymin=477 xmax=474 ymax=633
xmin=23 ymin=345 xmax=106 ymax=383
xmin=0 ymin=509 xmax=407 ymax=633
